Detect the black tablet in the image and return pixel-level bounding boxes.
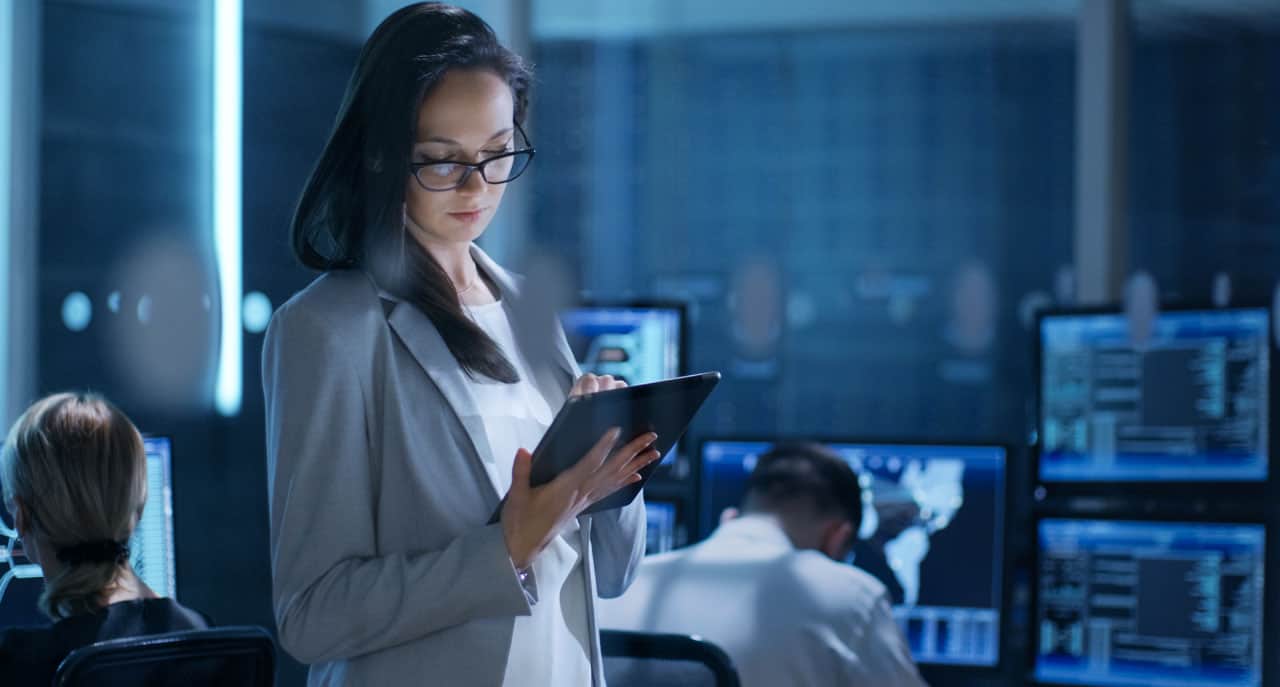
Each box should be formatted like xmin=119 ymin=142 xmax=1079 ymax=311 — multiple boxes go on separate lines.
xmin=492 ymin=371 xmax=721 ymax=521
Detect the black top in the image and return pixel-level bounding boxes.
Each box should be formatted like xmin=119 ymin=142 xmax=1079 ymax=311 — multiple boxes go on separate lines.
xmin=0 ymin=597 xmax=210 ymax=686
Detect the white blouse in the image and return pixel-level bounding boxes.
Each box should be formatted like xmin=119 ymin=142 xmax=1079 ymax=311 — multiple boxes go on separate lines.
xmin=460 ymin=299 xmax=594 ymax=686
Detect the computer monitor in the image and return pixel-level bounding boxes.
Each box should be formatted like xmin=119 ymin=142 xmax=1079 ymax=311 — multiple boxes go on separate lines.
xmin=1038 ymin=308 xmax=1270 ymax=482
xmin=132 ymin=436 xmax=177 ymax=598
xmin=560 ymin=303 xmax=684 ymax=387
xmin=561 ymin=303 xmax=685 ymax=464
xmin=645 ymin=500 xmax=678 ymax=555
xmin=1035 ymin=519 xmax=1265 ymax=687
xmin=698 ymin=439 xmax=1005 ymax=667
xmin=0 ymin=434 xmax=176 ymax=628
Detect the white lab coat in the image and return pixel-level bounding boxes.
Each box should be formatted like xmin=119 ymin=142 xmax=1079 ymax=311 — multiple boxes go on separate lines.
xmin=597 ymin=515 xmax=928 ymax=687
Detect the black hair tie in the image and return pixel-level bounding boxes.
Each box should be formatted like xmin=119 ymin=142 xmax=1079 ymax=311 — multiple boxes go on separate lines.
xmin=56 ymin=540 xmax=129 ymax=566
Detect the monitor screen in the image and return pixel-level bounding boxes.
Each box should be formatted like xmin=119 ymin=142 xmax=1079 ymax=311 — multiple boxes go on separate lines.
xmin=133 ymin=436 xmax=177 ymax=598
xmin=560 ymin=305 xmax=682 ymax=387
xmin=646 ymin=500 xmax=678 ymax=555
xmin=1039 ymin=309 xmax=1270 ymax=482
xmin=698 ymin=440 xmax=1005 ymax=667
xmin=1035 ymin=519 xmax=1265 ymax=687
xmin=562 ymin=305 xmax=684 ymax=464
xmin=0 ymin=435 xmax=176 ymax=628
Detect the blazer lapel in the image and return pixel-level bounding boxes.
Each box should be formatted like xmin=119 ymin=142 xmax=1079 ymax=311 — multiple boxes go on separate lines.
xmin=376 ymin=245 xmax=583 ymax=506
xmin=383 ymin=297 xmax=500 ymax=503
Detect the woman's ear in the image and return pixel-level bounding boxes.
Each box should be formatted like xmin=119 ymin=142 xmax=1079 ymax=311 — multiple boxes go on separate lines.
xmin=12 ymin=499 xmax=44 ymax=568
xmin=821 ymin=520 xmax=855 ymax=562
xmin=12 ymin=498 xmax=29 ymax=537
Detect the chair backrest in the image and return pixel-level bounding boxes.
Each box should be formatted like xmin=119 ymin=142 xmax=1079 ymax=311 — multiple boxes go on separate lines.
xmin=601 ymin=629 xmax=741 ymax=687
xmin=54 ymin=625 xmax=276 ymax=687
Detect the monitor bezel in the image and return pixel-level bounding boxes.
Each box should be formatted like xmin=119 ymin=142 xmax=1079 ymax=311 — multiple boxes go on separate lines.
xmin=1033 ymin=304 xmax=1275 ymax=501
xmin=1028 ymin=512 xmax=1273 ymax=687
xmin=693 ymin=435 xmax=1011 ymax=674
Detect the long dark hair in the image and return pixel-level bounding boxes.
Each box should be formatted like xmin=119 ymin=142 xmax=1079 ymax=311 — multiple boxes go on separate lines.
xmin=291 ymin=2 xmax=530 ymax=383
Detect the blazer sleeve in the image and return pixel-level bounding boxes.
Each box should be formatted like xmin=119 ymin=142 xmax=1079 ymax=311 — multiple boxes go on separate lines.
xmin=587 ymin=494 xmax=647 ymax=599
xmin=263 ymin=303 xmax=532 ymax=665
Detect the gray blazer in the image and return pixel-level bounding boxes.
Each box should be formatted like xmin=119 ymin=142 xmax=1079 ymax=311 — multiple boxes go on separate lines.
xmin=262 ymin=245 xmax=646 ymax=686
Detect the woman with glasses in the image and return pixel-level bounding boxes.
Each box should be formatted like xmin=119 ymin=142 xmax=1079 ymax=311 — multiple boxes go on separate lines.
xmin=264 ymin=3 xmax=656 ymax=685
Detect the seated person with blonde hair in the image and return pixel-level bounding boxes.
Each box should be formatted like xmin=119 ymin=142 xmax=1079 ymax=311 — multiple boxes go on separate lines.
xmin=0 ymin=392 xmax=208 ymax=684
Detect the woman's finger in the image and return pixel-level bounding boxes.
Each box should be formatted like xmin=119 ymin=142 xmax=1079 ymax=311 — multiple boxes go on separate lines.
xmin=565 ymin=426 xmax=621 ymax=480
xmin=617 ymin=448 xmax=662 ymax=476
xmin=600 ymin=432 xmax=657 ymax=473
xmin=587 ymin=450 xmax=655 ymax=501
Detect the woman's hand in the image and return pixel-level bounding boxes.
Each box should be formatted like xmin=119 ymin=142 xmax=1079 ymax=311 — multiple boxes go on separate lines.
xmin=502 ymin=427 xmax=659 ymax=569
xmin=569 ymin=373 xmax=627 ymax=397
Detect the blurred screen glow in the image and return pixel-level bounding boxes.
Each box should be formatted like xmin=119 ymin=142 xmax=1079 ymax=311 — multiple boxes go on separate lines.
xmin=214 ymin=0 xmax=243 ymax=416
xmin=0 ymin=3 xmax=11 ymax=424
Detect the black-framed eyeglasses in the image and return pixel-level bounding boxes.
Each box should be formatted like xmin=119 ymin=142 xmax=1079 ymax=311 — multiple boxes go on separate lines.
xmin=409 ymin=122 xmax=536 ymax=192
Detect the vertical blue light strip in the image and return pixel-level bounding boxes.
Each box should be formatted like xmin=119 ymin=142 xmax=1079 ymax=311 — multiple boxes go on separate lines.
xmin=0 ymin=3 xmax=13 ymax=425
xmin=214 ymin=0 xmax=242 ymax=416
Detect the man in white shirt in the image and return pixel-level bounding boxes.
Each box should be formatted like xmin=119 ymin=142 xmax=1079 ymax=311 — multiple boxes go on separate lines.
xmin=597 ymin=443 xmax=927 ymax=687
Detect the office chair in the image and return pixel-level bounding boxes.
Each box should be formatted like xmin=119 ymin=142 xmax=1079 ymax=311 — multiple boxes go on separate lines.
xmin=54 ymin=626 xmax=276 ymax=687
xmin=601 ymin=629 xmax=741 ymax=687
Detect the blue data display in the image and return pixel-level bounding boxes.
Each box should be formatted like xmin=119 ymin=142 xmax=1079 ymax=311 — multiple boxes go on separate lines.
xmin=1039 ymin=309 xmax=1269 ymax=482
xmin=699 ymin=440 xmax=1005 ymax=667
xmin=645 ymin=501 xmax=678 ymax=555
xmin=133 ymin=437 xmax=177 ymax=599
xmin=1036 ymin=519 xmax=1265 ymax=687
xmin=560 ymin=306 xmax=682 ymax=386
xmin=562 ymin=306 xmax=683 ymax=465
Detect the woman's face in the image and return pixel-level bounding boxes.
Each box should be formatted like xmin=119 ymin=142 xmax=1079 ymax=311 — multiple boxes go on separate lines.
xmin=405 ymin=68 xmax=516 ymax=249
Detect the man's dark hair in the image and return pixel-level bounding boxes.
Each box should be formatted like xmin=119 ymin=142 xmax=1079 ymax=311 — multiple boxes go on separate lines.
xmin=742 ymin=442 xmax=862 ymax=533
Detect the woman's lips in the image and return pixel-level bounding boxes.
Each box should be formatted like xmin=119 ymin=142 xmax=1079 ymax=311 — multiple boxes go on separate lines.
xmin=448 ymin=208 xmax=485 ymax=223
